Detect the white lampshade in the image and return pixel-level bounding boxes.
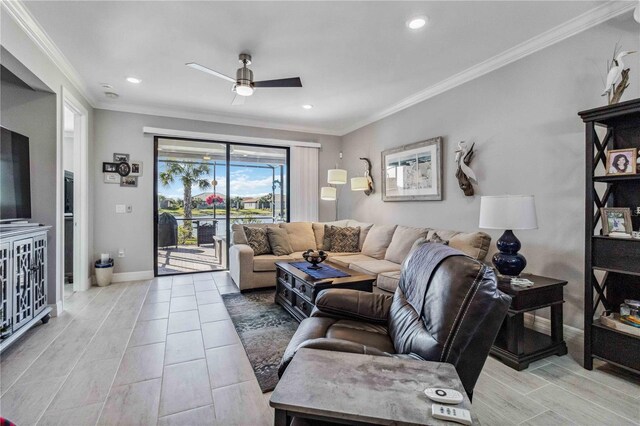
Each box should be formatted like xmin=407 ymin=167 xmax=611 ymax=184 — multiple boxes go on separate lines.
xmin=351 ymin=177 xmax=369 ymax=191
xmin=320 ymin=186 xmax=337 ymax=200
xmin=327 ymin=169 xmax=347 ymax=185
xmin=479 ymin=195 xmax=538 ymax=230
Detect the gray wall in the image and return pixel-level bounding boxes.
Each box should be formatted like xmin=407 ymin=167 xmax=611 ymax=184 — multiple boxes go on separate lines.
xmin=93 ymin=109 xmax=341 ymax=274
xmin=1 ymin=81 xmax=57 ymax=301
xmin=340 ymin=16 xmax=640 ymax=330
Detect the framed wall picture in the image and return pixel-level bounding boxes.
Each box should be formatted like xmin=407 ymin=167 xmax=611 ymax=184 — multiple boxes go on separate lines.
xmin=120 ymin=176 xmax=138 ymax=187
xmin=102 ymin=162 xmax=118 ymax=173
xmin=117 ymin=162 xmax=131 ymax=177
xmin=606 ymin=148 xmax=637 ymax=175
xmin=130 ymin=161 xmax=143 ymax=176
xmin=104 ymin=172 xmax=119 ymax=184
xmin=600 ymin=207 xmax=632 ymax=235
xmin=381 ymin=136 xmax=443 ymax=201
xmin=113 ymin=153 xmax=130 ymax=163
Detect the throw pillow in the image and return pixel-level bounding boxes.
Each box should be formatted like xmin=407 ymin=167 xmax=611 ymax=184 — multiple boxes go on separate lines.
xmin=329 ymin=226 xmax=360 ymax=252
xmin=243 ymin=226 xmax=271 ymax=255
xmin=266 ymin=227 xmax=294 ymax=256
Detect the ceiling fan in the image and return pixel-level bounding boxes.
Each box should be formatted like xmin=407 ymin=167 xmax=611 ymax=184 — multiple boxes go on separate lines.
xmin=186 ymin=53 xmax=302 ymax=105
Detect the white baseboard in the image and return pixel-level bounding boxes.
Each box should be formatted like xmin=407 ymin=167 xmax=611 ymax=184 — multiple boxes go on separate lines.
xmin=49 ymin=300 xmax=63 ymax=317
xmin=523 ymin=312 xmax=584 ymax=344
xmin=109 ymin=270 xmax=154 ymax=283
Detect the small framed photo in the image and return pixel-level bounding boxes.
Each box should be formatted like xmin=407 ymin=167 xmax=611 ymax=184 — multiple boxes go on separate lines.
xmin=102 ymin=162 xmax=118 ymax=173
xmin=120 ymin=176 xmax=138 ymax=187
xmin=104 ymin=172 xmax=119 ymax=184
xmin=113 ymin=153 xmax=130 ymax=163
xmin=117 ymin=162 xmax=131 ymax=177
xmin=600 ymin=207 xmax=632 ymax=235
xmin=130 ymin=161 xmax=143 ymax=176
xmin=606 ymin=148 xmax=637 ymax=175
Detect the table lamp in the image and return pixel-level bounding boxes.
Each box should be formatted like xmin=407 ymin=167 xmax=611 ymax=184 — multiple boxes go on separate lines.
xmin=479 ymin=195 xmax=538 ymax=277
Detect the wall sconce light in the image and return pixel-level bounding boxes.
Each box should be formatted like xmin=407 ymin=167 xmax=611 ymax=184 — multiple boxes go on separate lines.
xmin=350 ymin=157 xmax=374 ymax=196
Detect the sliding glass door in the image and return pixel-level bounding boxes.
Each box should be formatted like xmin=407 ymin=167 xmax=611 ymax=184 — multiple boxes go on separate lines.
xmin=154 ymin=138 xmax=289 ymax=276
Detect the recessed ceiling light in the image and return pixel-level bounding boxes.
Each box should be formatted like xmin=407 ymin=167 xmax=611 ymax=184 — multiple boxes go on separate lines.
xmin=100 ymin=83 xmax=113 ymax=89
xmin=104 ymin=92 xmax=119 ymax=99
xmin=126 ymin=77 xmax=142 ymax=84
xmin=302 ymin=104 xmax=313 ymax=110
xmin=407 ymin=16 xmax=428 ymax=30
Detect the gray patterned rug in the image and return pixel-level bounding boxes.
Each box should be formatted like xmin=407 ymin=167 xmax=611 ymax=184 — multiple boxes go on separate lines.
xmin=221 ymin=290 xmax=299 ymax=392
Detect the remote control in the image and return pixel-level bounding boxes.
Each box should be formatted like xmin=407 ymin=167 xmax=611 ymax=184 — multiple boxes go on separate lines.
xmin=424 ymin=388 xmax=464 ymax=404
xmin=431 ymin=404 xmax=472 ymax=425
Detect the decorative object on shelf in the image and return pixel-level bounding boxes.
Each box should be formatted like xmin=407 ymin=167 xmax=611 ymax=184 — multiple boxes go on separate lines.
xmin=600 ymin=207 xmax=633 ymax=236
xmin=117 ymin=162 xmax=131 ymax=177
xmin=601 ymin=45 xmax=636 ymax=105
xmin=381 ymin=137 xmax=442 ymax=201
xmin=350 ymin=157 xmax=374 ymax=196
xmin=129 ymin=160 xmax=143 ymax=176
xmin=120 ymin=176 xmax=138 ymax=187
xmin=102 ymin=162 xmax=118 ymax=173
xmin=605 ymin=148 xmax=637 ymax=175
xmin=104 ymin=172 xmax=119 ymax=184
xmin=113 ymin=153 xmax=130 ymax=162
xmin=321 ymin=166 xmax=347 ymax=220
xmin=454 ymin=141 xmax=477 ymax=196
xmin=302 ymin=249 xmax=328 ymax=269
xmin=479 ymin=195 xmax=538 ymax=277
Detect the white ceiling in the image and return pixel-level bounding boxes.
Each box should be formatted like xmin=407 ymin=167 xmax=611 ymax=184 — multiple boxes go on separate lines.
xmin=22 ymin=1 xmax=607 ymax=135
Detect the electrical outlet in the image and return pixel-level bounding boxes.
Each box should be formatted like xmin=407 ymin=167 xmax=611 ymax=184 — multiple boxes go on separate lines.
xmin=126 ymin=205 xmax=132 ymax=213
xmin=118 ymin=248 xmax=125 ymax=258
xmin=116 ymin=204 xmax=126 ymax=214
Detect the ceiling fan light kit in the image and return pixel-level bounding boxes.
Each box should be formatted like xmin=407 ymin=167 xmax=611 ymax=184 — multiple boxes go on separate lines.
xmin=186 ymin=53 xmax=302 ymax=104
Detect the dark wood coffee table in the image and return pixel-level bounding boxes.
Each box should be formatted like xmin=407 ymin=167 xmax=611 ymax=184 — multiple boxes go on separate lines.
xmin=275 ymin=261 xmax=376 ymax=322
xmin=271 ymin=348 xmax=479 ymax=425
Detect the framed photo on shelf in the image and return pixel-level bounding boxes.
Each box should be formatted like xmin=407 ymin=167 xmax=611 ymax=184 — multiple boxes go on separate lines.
xmin=600 ymin=207 xmax=632 ymax=236
xmin=130 ymin=160 xmax=143 ymax=176
xmin=120 ymin=176 xmax=138 ymax=187
xmin=381 ymin=136 xmax=442 ymax=201
xmin=606 ymin=148 xmax=637 ymax=176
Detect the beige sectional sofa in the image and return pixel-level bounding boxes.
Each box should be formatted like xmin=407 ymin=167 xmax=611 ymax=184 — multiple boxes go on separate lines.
xmin=229 ymin=219 xmax=491 ymax=292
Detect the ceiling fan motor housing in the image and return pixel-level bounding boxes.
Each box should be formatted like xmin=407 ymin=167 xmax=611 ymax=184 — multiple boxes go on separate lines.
xmin=236 ymin=66 xmax=253 ymax=86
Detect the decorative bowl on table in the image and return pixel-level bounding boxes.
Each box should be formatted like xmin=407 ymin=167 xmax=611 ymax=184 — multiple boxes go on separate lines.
xmin=302 ymin=249 xmax=328 ymax=269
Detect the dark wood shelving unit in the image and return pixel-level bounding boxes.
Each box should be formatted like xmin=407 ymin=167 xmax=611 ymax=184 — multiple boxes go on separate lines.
xmin=579 ymin=98 xmax=640 ymax=373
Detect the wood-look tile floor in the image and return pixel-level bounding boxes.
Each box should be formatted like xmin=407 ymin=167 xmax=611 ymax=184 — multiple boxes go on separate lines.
xmin=1 ymin=272 xmax=639 ymax=425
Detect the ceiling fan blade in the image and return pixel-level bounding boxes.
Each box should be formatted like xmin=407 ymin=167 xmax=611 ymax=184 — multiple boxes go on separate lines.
xmin=231 ymin=94 xmax=245 ymax=106
xmin=253 ymin=77 xmax=302 ymax=88
xmin=186 ymin=62 xmax=235 ymax=83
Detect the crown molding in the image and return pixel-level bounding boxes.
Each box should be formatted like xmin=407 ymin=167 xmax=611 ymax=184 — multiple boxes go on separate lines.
xmin=94 ymin=101 xmax=342 ymax=136
xmin=1 ymin=0 xmax=96 ymax=106
xmin=338 ymin=1 xmax=637 ymax=136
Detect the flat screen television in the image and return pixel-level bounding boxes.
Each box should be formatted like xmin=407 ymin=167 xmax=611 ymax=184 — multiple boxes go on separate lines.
xmin=1 ymin=127 xmax=32 ymax=220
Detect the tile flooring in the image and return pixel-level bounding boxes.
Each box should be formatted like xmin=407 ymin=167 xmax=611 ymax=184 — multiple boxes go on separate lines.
xmin=1 ymin=272 xmax=639 ymax=425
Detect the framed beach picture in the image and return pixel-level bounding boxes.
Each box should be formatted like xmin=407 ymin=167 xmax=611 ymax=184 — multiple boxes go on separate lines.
xmin=600 ymin=207 xmax=632 ymax=236
xmin=381 ymin=137 xmax=443 ymax=201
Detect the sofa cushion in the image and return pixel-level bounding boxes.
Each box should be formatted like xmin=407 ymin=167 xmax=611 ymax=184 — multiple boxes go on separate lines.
xmin=312 ymin=221 xmax=350 ymax=250
xmin=361 ymin=224 xmax=397 ymax=259
xmin=328 ymin=226 xmax=360 ymax=252
xmin=428 ymin=230 xmax=491 ymax=260
xmin=280 ymin=222 xmax=317 ymax=252
xmin=384 ymin=226 xmax=429 ymax=264
xmin=377 ymin=271 xmax=401 ymax=293
xmin=266 ymin=227 xmax=293 ymax=256
xmin=346 ymin=220 xmax=374 ymax=250
xmin=349 ymin=259 xmax=401 ymax=276
xmin=243 ymin=226 xmax=271 ymax=255
xmin=330 ymin=254 xmax=377 ymax=268
xmin=253 ymin=254 xmax=295 ymax=272
xmin=231 ymin=223 xmax=277 ymax=245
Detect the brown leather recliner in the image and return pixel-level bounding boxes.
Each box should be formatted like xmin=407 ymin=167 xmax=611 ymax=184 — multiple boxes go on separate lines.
xmin=278 ymin=243 xmax=511 ymax=399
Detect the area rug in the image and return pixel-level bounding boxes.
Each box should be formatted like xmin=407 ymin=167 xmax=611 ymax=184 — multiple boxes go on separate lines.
xmin=221 ymin=290 xmax=298 ymax=392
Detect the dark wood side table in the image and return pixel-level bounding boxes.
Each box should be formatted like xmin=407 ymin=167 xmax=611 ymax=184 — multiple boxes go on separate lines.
xmin=490 ymin=274 xmax=568 ymax=370
xmin=275 ymin=261 xmax=375 ymax=322
xmin=271 ymin=348 xmax=479 ymax=425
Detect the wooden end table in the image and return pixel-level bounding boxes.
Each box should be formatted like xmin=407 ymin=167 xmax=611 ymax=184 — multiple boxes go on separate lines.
xmin=270 ymin=348 xmax=479 ymax=425
xmin=275 ymin=261 xmax=376 ymax=322
xmin=490 ymin=274 xmax=568 ymax=370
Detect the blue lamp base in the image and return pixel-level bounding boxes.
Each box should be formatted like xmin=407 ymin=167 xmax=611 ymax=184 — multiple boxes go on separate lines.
xmin=492 ymin=229 xmax=527 ymax=277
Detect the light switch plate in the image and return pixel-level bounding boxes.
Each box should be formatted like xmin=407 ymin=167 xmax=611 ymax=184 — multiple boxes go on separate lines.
xmin=116 ymin=204 xmax=126 ymax=214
